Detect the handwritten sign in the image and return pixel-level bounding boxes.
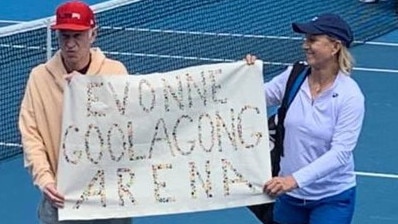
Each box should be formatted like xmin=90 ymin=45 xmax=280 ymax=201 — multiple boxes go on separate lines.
xmin=57 ymin=61 xmax=272 ymax=220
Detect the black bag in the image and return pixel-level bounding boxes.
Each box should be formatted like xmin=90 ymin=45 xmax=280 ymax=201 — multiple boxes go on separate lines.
xmin=248 ymin=61 xmax=309 ymax=224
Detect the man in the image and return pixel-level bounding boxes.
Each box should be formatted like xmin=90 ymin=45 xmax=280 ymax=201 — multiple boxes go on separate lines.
xmin=19 ymin=1 xmax=131 ymax=223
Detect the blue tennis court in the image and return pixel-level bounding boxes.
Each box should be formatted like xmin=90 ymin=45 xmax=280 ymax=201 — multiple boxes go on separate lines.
xmin=1 ymin=0 xmax=398 ymax=223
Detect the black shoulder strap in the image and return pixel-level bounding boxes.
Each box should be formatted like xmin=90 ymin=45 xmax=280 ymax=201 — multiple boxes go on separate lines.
xmin=281 ymin=61 xmax=308 ymax=109
xmin=275 ymin=61 xmax=309 ymax=156
xmin=271 ymin=62 xmax=308 ymax=176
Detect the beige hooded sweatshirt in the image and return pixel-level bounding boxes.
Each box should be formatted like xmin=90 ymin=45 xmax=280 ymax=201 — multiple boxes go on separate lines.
xmin=19 ymin=48 xmax=128 ymax=190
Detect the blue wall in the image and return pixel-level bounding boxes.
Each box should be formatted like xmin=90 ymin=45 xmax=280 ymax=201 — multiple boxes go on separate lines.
xmin=0 ymin=0 xmax=108 ymax=21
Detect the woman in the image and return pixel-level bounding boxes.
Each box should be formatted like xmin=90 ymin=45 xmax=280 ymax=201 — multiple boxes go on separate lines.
xmin=247 ymin=13 xmax=365 ymax=224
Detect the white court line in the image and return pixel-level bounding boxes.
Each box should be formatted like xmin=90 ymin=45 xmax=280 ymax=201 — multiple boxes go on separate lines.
xmin=369 ymin=216 xmax=398 ymax=221
xmin=0 ymin=19 xmax=25 ymax=24
xmin=354 ymin=67 xmax=398 ymax=74
xmin=0 ymin=43 xmax=398 ymax=73
xmin=105 ymin=51 xmax=398 ymax=73
xmin=101 ymin=26 xmax=398 ymax=47
xmin=0 ymin=142 xmax=22 ymax=147
xmin=354 ymin=40 xmax=398 ymax=47
xmin=104 ymin=51 xmax=235 ymax=62
xmin=356 ymin=171 xmax=398 ymax=179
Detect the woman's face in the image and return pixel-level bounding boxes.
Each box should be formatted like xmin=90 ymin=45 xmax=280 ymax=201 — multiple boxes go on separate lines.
xmin=302 ymin=34 xmax=340 ymax=69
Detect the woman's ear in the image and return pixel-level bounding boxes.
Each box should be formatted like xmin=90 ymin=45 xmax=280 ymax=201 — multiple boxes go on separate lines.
xmin=332 ymin=41 xmax=342 ymax=56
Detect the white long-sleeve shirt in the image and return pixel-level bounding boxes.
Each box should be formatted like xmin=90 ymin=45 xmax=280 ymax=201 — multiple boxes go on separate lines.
xmin=265 ymin=66 xmax=365 ymax=200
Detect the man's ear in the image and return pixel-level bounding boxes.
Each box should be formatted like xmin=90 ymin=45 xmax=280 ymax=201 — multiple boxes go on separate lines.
xmin=90 ymin=27 xmax=98 ymax=44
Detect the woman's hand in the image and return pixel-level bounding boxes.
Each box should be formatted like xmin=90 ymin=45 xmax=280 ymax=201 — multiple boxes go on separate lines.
xmin=244 ymin=54 xmax=257 ymax=65
xmin=264 ymin=176 xmax=298 ymax=197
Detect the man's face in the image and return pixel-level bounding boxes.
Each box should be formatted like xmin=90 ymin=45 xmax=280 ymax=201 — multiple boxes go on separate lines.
xmin=58 ymin=29 xmax=95 ymax=69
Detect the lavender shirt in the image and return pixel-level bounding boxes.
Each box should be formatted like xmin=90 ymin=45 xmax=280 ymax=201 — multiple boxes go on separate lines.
xmin=265 ymin=66 xmax=365 ymax=200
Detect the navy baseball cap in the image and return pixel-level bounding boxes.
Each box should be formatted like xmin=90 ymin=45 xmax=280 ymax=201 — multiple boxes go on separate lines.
xmin=292 ymin=13 xmax=353 ymax=47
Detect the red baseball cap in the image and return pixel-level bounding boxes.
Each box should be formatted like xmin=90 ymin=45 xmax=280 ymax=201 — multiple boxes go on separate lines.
xmin=51 ymin=1 xmax=96 ymax=31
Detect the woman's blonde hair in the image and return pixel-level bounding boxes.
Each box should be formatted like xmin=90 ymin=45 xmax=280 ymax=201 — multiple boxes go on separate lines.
xmin=327 ymin=36 xmax=355 ymax=75
xmin=337 ymin=45 xmax=355 ymax=75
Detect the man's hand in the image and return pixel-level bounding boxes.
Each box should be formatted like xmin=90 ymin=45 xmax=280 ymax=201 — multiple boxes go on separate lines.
xmin=245 ymin=54 xmax=257 ymax=65
xmin=264 ymin=176 xmax=298 ymax=197
xmin=64 ymin=71 xmax=81 ymax=83
xmin=43 ymin=183 xmax=65 ymax=208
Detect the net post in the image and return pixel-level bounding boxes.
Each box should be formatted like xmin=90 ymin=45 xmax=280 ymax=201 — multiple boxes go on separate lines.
xmin=46 ymin=18 xmax=52 ymax=61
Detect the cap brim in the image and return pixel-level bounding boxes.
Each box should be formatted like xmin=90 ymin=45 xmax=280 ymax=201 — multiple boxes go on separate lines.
xmin=292 ymin=22 xmax=323 ymax=35
xmin=51 ymin=24 xmax=91 ymax=31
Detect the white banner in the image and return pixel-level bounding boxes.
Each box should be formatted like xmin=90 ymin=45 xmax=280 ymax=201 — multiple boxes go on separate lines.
xmin=58 ymin=61 xmax=272 ymax=220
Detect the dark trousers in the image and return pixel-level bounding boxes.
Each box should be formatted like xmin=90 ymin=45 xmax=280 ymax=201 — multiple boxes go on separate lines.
xmin=248 ymin=203 xmax=276 ymax=224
